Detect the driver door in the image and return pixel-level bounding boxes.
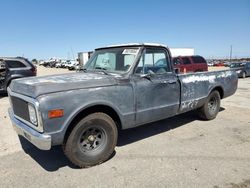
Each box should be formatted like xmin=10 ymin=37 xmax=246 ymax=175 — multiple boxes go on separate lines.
xmin=132 ymin=47 xmax=180 ymax=125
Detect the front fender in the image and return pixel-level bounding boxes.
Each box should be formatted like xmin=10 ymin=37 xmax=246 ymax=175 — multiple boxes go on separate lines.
xmin=37 ymin=85 xmax=135 ymax=146
xmin=62 ymin=100 xmax=123 ymax=131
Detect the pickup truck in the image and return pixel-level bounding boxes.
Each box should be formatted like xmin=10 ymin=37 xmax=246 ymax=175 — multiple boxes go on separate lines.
xmin=8 ymin=43 xmax=238 ymax=168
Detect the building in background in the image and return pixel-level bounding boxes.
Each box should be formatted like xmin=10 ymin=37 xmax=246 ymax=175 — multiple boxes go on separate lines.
xmin=78 ymin=52 xmax=93 ymax=66
xmin=169 ymin=48 xmax=195 ymax=57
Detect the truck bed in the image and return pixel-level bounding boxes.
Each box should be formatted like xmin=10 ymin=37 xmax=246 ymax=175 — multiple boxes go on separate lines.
xmin=178 ymin=70 xmax=238 ymax=113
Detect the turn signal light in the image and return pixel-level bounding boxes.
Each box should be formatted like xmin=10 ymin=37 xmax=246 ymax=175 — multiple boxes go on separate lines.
xmin=48 ymin=109 xmax=64 ymax=119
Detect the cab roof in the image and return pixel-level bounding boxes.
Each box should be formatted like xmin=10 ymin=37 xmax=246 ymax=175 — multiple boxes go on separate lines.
xmin=95 ymin=43 xmax=168 ymax=50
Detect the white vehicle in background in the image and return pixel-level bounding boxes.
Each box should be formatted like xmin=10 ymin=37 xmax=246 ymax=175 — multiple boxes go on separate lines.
xmin=68 ymin=60 xmax=79 ymax=70
xmin=39 ymin=60 xmax=45 ymax=66
xmin=55 ymin=62 xmax=61 ymax=68
xmin=55 ymin=60 xmax=66 ymax=68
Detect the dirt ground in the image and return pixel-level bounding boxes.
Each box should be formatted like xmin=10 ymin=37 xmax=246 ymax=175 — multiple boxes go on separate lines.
xmin=0 ymin=66 xmax=250 ymax=188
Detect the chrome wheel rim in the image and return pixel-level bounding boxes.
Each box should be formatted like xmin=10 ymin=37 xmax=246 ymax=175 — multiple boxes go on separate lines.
xmin=208 ymin=96 xmax=218 ymax=114
xmin=79 ymin=127 xmax=106 ymax=152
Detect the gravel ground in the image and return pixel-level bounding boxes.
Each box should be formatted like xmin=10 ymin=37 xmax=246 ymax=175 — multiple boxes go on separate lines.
xmin=0 ymin=66 xmax=249 ymax=188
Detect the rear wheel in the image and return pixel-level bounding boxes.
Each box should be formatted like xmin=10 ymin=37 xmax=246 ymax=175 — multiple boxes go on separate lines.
xmin=63 ymin=112 xmax=118 ymax=168
xmin=198 ymin=90 xmax=221 ymax=120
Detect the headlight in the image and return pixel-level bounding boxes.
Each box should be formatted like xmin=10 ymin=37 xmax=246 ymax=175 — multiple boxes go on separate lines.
xmin=28 ymin=103 xmax=37 ymax=125
xmin=236 ymin=70 xmax=242 ymax=74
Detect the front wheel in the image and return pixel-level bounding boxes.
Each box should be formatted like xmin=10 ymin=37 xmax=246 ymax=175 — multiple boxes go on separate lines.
xmin=63 ymin=112 xmax=118 ymax=168
xmin=198 ymin=90 xmax=221 ymax=120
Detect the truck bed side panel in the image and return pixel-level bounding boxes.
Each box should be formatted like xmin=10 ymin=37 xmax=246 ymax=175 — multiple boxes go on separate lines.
xmin=178 ymin=70 xmax=238 ymax=113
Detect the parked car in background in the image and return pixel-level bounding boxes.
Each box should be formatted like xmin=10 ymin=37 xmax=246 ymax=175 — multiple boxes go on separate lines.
xmin=74 ymin=64 xmax=82 ymax=71
xmin=223 ymin=61 xmax=231 ymax=67
xmin=230 ymin=62 xmax=250 ymax=78
xmin=0 ymin=57 xmax=37 ymax=93
xmin=173 ymin=55 xmax=208 ymax=73
xmin=213 ymin=61 xmax=225 ymax=67
xmin=49 ymin=60 xmax=57 ymax=68
xmin=68 ymin=61 xmax=79 ymax=70
xmin=63 ymin=60 xmax=71 ymax=68
xmin=57 ymin=60 xmax=67 ymax=68
xmin=42 ymin=58 xmax=59 ymax=68
xmin=39 ymin=60 xmax=45 ymax=66
xmin=55 ymin=60 xmax=65 ymax=68
xmin=55 ymin=62 xmax=61 ymax=68
xmin=42 ymin=60 xmax=50 ymax=67
xmin=207 ymin=60 xmax=215 ymax=67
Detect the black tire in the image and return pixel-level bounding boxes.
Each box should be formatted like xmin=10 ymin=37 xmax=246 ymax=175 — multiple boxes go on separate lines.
xmin=63 ymin=112 xmax=118 ymax=168
xmin=198 ymin=90 xmax=221 ymax=120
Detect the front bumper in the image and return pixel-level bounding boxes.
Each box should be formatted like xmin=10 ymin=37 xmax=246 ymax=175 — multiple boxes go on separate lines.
xmin=8 ymin=108 xmax=51 ymax=150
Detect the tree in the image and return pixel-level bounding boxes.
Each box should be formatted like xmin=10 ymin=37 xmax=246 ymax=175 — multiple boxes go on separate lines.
xmin=32 ymin=59 xmax=38 ymax=64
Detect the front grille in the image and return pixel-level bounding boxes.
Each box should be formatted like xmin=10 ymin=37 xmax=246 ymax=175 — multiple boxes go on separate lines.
xmin=11 ymin=96 xmax=31 ymax=124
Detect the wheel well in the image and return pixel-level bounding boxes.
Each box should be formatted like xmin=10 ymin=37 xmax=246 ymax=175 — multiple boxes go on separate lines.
xmin=6 ymin=77 xmax=22 ymax=87
xmin=212 ymin=86 xmax=224 ymax=99
xmin=5 ymin=79 xmax=13 ymax=90
xmin=63 ymin=105 xmax=122 ymax=144
xmin=6 ymin=79 xmax=12 ymax=87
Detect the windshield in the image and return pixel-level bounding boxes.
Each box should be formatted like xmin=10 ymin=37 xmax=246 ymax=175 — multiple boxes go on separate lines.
xmin=230 ymin=63 xmax=245 ymax=68
xmin=85 ymin=47 xmax=140 ymax=73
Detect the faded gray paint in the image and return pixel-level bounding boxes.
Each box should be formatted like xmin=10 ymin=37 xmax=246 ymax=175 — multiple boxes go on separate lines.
xmin=178 ymin=70 xmax=238 ymax=112
xmin=8 ymin=44 xmax=238 ymax=146
xmin=10 ymin=72 xmax=118 ymax=98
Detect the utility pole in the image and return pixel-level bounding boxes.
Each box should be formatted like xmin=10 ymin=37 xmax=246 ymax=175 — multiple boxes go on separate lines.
xmin=71 ymin=47 xmax=75 ymax=60
xmin=229 ymin=45 xmax=232 ymax=62
xmin=67 ymin=52 xmax=70 ymax=60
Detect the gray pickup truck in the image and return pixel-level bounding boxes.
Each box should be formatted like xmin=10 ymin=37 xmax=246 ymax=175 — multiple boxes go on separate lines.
xmin=8 ymin=43 xmax=238 ymax=167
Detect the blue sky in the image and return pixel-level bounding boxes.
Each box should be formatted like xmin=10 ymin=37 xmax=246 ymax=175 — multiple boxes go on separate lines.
xmin=0 ymin=0 xmax=249 ymax=59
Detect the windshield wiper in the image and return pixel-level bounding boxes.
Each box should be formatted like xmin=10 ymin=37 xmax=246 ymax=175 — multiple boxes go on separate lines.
xmin=94 ymin=67 xmax=109 ymax=75
xmin=81 ymin=67 xmax=87 ymax=72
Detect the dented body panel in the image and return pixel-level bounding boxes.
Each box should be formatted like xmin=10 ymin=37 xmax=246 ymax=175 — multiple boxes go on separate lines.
xmin=178 ymin=70 xmax=238 ymax=113
xmin=8 ymin=44 xmax=238 ymax=148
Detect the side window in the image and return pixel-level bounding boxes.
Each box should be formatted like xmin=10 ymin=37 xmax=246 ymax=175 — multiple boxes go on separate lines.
xmin=6 ymin=60 xmax=26 ymax=68
xmin=124 ymin=55 xmax=134 ymax=66
xmin=95 ymin=53 xmax=116 ymax=70
xmin=135 ymin=48 xmax=171 ymax=74
xmin=247 ymin=63 xmax=250 ymax=68
xmin=192 ymin=56 xmax=206 ymax=64
xmin=182 ymin=57 xmax=191 ymax=65
xmin=173 ymin=58 xmax=181 ymax=65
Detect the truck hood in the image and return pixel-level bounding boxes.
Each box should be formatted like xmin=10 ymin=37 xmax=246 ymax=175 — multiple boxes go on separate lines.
xmin=10 ymin=72 xmax=117 ymax=98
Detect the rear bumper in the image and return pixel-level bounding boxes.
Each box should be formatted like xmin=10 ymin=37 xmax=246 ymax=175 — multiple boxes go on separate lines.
xmin=8 ymin=108 xmax=51 ymax=150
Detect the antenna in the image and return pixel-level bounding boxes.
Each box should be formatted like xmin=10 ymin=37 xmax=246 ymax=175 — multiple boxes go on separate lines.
xmin=67 ymin=52 xmax=70 ymax=60
xmin=229 ymin=45 xmax=232 ymax=62
xmin=71 ymin=47 xmax=75 ymax=60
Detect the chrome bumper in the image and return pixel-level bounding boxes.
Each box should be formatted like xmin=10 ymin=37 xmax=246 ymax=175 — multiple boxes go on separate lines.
xmin=8 ymin=108 xmax=51 ymax=150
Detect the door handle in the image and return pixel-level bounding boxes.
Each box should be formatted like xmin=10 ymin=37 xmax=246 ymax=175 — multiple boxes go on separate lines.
xmin=160 ymin=80 xmax=177 ymax=84
xmin=167 ymin=80 xmax=177 ymax=84
xmin=160 ymin=80 xmax=168 ymax=84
